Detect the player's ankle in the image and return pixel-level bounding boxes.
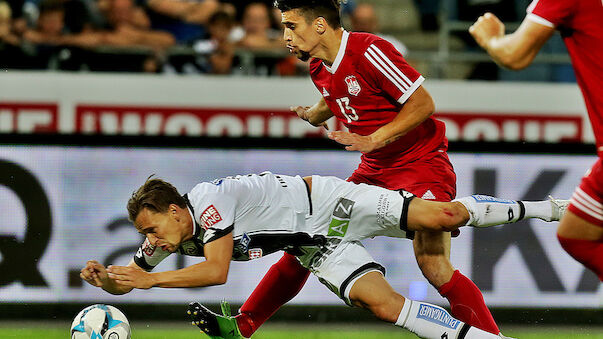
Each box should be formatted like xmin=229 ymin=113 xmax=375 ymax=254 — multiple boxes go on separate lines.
xmin=235 ymin=313 xmax=255 ymax=338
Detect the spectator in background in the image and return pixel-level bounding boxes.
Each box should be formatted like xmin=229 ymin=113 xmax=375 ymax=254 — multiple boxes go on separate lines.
xmin=4 ymin=0 xmax=27 ymax=37
xmin=455 ymin=0 xmax=519 ymax=80
xmin=145 ymin=0 xmax=219 ymax=44
xmin=350 ymin=2 xmax=408 ymax=56
xmin=221 ymin=0 xmax=280 ymax=29
xmin=22 ymin=0 xmax=65 ymax=44
xmin=235 ymin=2 xmax=283 ymax=49
xmin=94 ymin=0 xmax=175 ymax=50
xmin=0 ymin=1 xmax=19 ymax=45
xmin=201 ymin=10 xmax=235 ymax=74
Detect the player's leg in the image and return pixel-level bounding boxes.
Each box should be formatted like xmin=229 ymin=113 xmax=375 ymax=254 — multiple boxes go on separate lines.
xmin=188 ymin=253 xmax=310 ymax=338
xmin=556 ymin=159 xmax=603 ymax=280
xmin=407 ymin=196 xmax=568 ymax=231
xmin=412 ymin=230 xmax=501 ymax=334
xmin=557 ymin=211 xmax=603 ymax=280
xmin=235 ymin=252 xmax=310 ymax=337
xmin=348 ymin=271 xmax=501 ymax=339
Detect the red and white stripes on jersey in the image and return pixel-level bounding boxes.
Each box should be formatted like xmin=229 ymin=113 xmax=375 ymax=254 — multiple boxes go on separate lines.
xmin=363 ymin=44 xmax=424 ymax=104
xmin=570 ymin=187 xmax=603 ymax=222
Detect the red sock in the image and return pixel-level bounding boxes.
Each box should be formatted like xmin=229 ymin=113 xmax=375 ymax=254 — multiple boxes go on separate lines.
xmin=438 ymin=270 xmax=500 ymax=334
xmin=558 ymin=235 xmax=603 ymax=281
xmin=235 ymin=252 xmax=310 ymax=337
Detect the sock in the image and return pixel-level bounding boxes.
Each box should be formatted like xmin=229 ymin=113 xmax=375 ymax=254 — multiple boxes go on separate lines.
xmin=454 ymin=195 xmax=554 ymax=228
xmin=558 ymin=235 xmax=603 ymax=281
xmin=395 ymin=298 xmax=500 ymax=339
xmin=523 ymin=200 xmax=555 ymax=221
xmin=236 ymin=253 xmax=310 ymax=337
xmin=439 ymin=270 xmax=500 ymax=334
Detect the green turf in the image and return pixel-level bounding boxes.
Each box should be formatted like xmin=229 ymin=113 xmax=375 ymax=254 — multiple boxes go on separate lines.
xmin=1 ymin=326 xmax=603 ymax=338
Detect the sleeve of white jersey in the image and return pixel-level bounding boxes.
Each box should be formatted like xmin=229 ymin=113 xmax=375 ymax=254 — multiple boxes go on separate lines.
xmin=133 ymin=237 xmax=171 ymax=271
xmin=362 ymin=39 xmax=425 ymax=105
xmin=526 ymin=0 xmax=574 ymax=28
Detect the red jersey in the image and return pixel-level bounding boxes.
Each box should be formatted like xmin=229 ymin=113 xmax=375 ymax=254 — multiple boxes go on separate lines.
xmin=527 ymin=0 xmax=603 ymax=154
xmin=309 ymin=31 xmax=447 ymax=168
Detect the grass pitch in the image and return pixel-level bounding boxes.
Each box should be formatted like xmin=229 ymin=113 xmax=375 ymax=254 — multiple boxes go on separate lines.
xmin=1 ymin=321 xmax=602 ymax=338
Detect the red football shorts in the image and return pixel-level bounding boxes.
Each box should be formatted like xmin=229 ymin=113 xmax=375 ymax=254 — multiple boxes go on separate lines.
xmin=568 ymin=157 xmax=603 ymax=226
xmin=347 ymin=150 xmax=457 ymax=203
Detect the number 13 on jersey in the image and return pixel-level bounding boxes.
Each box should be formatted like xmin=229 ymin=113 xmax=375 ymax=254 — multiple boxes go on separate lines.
xmin=336 ymin=97 xmax=359 ymax=123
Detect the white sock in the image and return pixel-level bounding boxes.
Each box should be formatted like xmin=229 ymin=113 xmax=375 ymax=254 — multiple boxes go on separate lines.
xmin=454 ymin=195 xmax=553 ymax=228
xmin=522 ymin=200 xmax=554 ymax=221
xmin=394 ymin=299 xmax=500 ymax=339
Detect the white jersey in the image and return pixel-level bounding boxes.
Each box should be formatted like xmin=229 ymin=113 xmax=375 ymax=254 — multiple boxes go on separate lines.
xmin=134 ymin=172 xmax=412 ymax=272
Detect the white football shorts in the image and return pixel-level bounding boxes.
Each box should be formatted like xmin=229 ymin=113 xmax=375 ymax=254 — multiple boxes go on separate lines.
xmin=298 ymin=240 xmax=385 ymax=306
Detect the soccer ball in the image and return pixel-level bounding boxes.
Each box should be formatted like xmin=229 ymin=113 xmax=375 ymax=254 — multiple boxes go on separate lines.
xmin=70 ymin=304 xmax=131 ymax=339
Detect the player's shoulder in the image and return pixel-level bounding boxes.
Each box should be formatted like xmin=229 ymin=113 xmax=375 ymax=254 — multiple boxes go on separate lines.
xmin=348 ymin=31 xmax=393 ymax=53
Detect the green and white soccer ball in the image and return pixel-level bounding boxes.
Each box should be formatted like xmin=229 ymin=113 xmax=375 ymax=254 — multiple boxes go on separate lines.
xmin=70 ymin=304 xmax=131 ymax=339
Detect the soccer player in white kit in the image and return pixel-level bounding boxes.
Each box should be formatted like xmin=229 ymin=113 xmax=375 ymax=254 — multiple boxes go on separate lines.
xmin=80 ymin=172 xmax=566 ymax=339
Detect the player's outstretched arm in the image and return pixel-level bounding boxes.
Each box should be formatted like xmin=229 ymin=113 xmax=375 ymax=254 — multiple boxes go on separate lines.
xmin=406 ymin=195 xmax=568 ymax=232
xmin=469 ymin=12 xmax=555 ymax=70
xmin=108 ymin=233 xmax=234 ymax=289
xmin=80 ymin=260 xmax=135 ymax=295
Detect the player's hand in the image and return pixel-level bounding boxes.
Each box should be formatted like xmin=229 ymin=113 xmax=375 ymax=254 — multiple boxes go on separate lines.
xmin=80 ymin=260 xmax=110 ymax=288
xmin=291 ymin=105 xmax=329 ymax=130
xmin=107 ymin=265 xmax=156 ymax=289
xmin=469 ymin=12 xmax=505 ymax=50
xmin=328 ymin=131 xmax=378 ymax=153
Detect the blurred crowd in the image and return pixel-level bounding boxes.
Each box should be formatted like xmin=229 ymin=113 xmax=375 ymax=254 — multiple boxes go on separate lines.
xmin=0 ymin=0 xmax=572 ymax=80
xmin=0 ymin=0 xmax=415 ymax=75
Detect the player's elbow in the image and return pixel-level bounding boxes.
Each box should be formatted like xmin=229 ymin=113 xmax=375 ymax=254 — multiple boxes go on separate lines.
xmin=494 ymin=49 xmax=534 ymax=70
xmin=207 ymin=266 xmax=229 ymax=286
xmin=499 ymin=56 xmax=531 ymax=71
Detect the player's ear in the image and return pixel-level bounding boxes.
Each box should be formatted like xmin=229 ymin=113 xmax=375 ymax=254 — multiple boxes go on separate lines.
xmin=315 ymin=17 xmax=327 ymax=34
xmin=169 ymin=204 xmax=179 ymax=219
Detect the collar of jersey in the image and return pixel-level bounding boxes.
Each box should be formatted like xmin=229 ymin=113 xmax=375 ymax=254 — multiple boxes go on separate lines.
xmin=323 ymin=29 xmax=349 ymax=74
xmin=183 ymin=193 xmax=202 ymax=237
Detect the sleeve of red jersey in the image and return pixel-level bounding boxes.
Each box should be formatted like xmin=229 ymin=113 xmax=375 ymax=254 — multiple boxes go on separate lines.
xmin=361 ymin=39 xmax=425 ymax=105
xmin=526 ymin=0 xmax=574 ymax=28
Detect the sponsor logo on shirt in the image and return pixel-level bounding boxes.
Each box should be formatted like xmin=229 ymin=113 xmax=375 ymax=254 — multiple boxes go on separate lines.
xmin=344 ymin=75 xmax=361 ymax=96
xmin=200 ymin=205 xmax=222 ymax=229
xmin=421 ymin=190 xmax=436 ymax=200
xmin=417 ymin=304 xmax=461 ymax=329
xmin=142 ymin=238 xmax=156 ymax=256
xmin=322 ymin=87 xmax=330 ymax=97
xmin=328 ymin=198 xmax=355 ymax=237
xmin=238 ymin=233 xmax=251 ymax=253
xmin=249 ymin=248 xmax=263 ymax=259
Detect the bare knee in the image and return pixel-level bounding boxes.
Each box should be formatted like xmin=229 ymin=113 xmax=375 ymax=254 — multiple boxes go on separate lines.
xmin=431 ymin=202 xmax=468 ymax=232
xmin=409 ymin=201 xmax=468 ymax=232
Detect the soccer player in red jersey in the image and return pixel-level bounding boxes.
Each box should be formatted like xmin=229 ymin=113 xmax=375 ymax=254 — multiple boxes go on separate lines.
xmin=226 ymin=1 xmax=504 ymax=337
xmin=191 ymin=1 xmax=564 ymax=338
xmin=469 ymin=0 xmax=603 ymax=281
